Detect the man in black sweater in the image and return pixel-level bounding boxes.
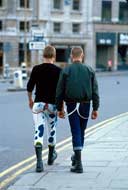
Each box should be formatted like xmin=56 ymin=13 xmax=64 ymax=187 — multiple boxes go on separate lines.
xmin=27 ymin=45 xmax=61 ymax=172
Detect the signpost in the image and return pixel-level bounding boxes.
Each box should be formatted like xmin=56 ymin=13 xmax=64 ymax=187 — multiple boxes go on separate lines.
xmin=29 ymin=41 xmax=46 ymax=50
xmin=29 ymin=29 xmax=46 ymax=64
xmin=29 ymin=29 xmax=46 ymax=50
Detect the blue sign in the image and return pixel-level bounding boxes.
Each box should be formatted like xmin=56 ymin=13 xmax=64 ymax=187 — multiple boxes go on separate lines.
xmin=96 ymin=33 xmax=116 ymax=45
xmin=64 ymin=0 xmax=71 ymax=5
xmin=34 ymin=36 xmax=44 ymax=41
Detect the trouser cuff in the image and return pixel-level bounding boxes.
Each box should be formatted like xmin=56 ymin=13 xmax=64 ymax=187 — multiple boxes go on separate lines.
xmin=73 ymin=146 xmax=83 ymax=151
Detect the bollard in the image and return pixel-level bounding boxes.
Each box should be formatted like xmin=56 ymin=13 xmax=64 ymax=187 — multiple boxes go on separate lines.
xmin=21 ymin=62 xmax=27 ymax=79
xmin=13 ymin=70 xmax=23 ymax=88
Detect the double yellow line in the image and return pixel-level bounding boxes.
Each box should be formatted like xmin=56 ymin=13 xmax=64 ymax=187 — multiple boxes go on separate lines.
xmin=0 ymin=112 xmax=128 ymax=189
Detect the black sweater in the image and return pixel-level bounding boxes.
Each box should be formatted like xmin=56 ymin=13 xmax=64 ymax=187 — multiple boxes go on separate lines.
xmin=27 ymin=63 xmax=61 ymax=104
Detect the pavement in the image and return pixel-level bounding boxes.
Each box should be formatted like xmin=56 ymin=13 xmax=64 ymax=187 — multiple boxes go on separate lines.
xmin=7 ymin=112 xmax=128 ymax=190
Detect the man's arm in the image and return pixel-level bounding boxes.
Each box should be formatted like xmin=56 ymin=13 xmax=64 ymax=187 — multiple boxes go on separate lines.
xmin=56 ymin=71 xmax=66 ymax=118
xmin=91 ymin=110 xmax=98 ymax=120
xmin=57 ymin=101 xmax=65 ymax=118
xmin=27 ymin=67 xmax=36 ymax=109
xmin=27 ymin=91 xmax=34 ymax=109
xmin=91 ymin=72 xmax=100 ymax=119
xmin=56 ymin=71 xmax=65 ymax=110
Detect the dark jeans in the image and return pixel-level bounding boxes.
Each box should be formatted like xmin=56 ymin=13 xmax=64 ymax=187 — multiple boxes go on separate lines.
xmin=66 ymin=102 xmax=90 ymax=151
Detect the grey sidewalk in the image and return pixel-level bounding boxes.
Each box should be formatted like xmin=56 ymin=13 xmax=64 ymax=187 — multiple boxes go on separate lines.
xmin=8 ymin=112 xmax=128 ymax=190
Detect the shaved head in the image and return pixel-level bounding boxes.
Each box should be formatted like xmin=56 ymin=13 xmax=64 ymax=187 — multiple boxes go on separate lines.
xmin=71 ymin=47 xmax=84 ymax=58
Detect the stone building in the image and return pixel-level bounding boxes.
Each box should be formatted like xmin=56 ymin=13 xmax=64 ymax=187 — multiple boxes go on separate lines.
xmin=37 ymin=0 xmax=93 ymax=68
xmin=0 ymin=0 xmax=94 ymax=73
xmin=0 ymin=0 xmax=128 ymax=73
xmin=92 ymin=0 xmax=128 ymax=71
xmin=0 ymin=0 xmax=35 ymax=73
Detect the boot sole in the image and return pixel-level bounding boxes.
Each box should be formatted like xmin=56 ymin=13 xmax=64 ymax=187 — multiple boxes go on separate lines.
xmin=36 ymin=167 xmax=44 ymax=172
xmin=70 ymin=169 xmax=83 ymax=173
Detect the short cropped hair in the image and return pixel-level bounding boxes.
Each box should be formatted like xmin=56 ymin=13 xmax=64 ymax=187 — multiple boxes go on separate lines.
xmin=43 ymin=45 xmax=56 ymax=59
xmin=71 ymin=47 xmax=83 ymax=58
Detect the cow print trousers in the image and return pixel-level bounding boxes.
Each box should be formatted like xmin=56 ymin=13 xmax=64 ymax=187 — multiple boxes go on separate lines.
xmin=32 ymin=102 xmax=57 ymax=147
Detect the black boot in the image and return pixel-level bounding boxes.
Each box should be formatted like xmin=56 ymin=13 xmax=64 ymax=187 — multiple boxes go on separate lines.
xmin=47 ymin=145 xmax=57 ymax=165
xmin=70 ymin=150 xmax=83 ymax=173
xmin=71 ymin=154 xmax=76 ymax=166
xmin=35 ymin=144 xmax=44 ymax=172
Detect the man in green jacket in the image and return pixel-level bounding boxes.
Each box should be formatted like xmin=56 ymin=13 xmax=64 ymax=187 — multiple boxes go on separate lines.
xmin=56 ymin=47 xmax=99 ymax=173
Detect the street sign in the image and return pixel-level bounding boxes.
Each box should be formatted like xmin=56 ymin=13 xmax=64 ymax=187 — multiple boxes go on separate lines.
xmin=119 ymin=33 xmax=128 ymax=45
xmin=29 ymin=41 xmax=46 ymax=50
xmin=32 ymin=29 xmax=44 ymax=36
xmin=31 ymin=29 xmax=44 ymax=41
xmin=32 ymin=30 xmax=44 ymax=38
xmin=34 ymin=36 xmax=44 ymax=41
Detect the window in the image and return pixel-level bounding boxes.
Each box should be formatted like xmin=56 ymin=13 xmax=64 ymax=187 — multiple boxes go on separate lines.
xmin=53 ymin=0 xmax=62 ymax=9
xmin=72 ymin=0 xmax=80 ymax=11
xmin=20 ymin=0 xmax=29 ymax=8
xmin=102 ymin=1 xmax=112 ymax=22
xmin=0 ymin=21 xmax=2 ymax=30
xmin=119 ymin=2 xmax=128 ymax=22
xmin=0 ymin=0 xmax=3 ymax=7
xmin=19 ymin=21 xmax=29 ymax=32
xmin=53 ymin=22 xmax=61 ymax=33
xmin=72 ymin=23 xmax=80 ymax=33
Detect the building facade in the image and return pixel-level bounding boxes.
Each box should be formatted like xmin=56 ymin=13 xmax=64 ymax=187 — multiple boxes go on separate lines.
xmin=92 ymin=0 xmax=128 ymax=71
xmin=0 ymin=0 xmax=94 ymax=73
xmin=0 ymin=0 xmax=35 ymax=73
xmin=33 ymin=0 xmax=94 ymax=68
xmin=0 ymin=0 xmax=128 ymax=73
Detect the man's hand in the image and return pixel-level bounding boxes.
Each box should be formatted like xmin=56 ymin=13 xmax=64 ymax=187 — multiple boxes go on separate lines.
xmin=29 ymin=99 xmax=34 ymax=109
xmin=91 ymin=110 xmax=98 ymax=120
xmin=57 ymin=111 xmax=65 ymax=119
xmin=27 ymin=92 xmax=34 ymax=109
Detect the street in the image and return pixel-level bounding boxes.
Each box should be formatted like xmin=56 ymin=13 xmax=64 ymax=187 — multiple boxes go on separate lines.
xmin=0 ymin=74 xmax=128 ymax=174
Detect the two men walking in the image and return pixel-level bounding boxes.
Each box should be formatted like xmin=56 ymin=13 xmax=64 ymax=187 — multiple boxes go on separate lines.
xmin=27 ymin=45 xmax=99 ymax=173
